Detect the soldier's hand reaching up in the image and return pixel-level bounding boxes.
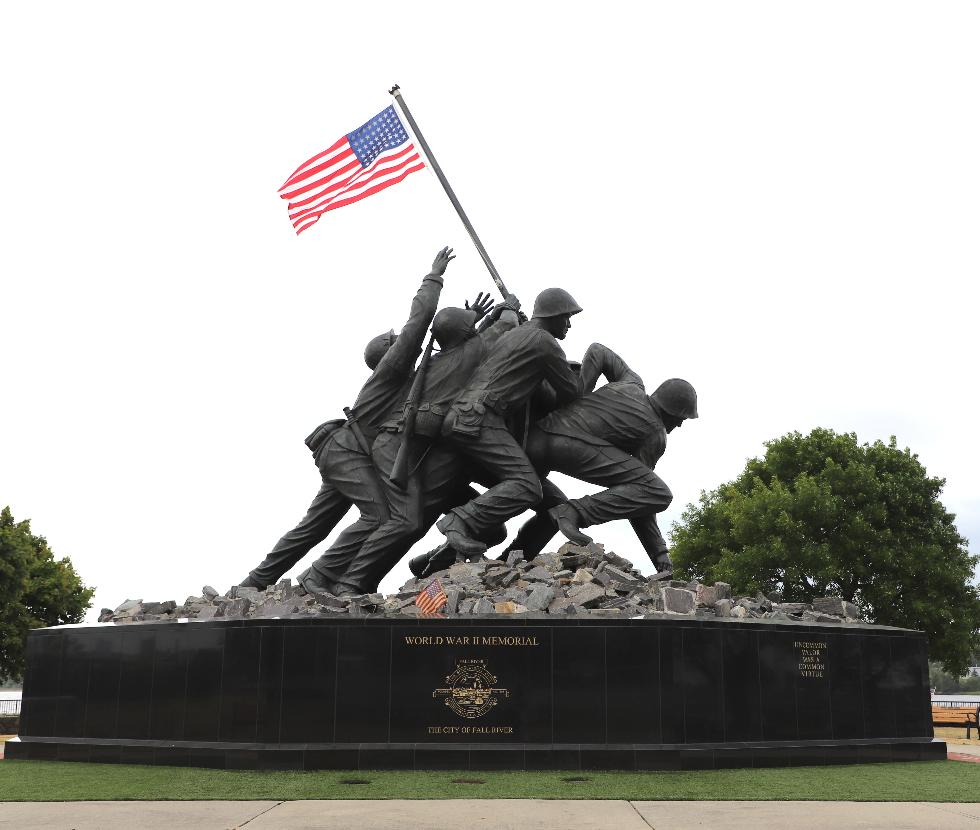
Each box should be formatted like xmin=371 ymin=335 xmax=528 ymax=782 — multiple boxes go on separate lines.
xmin=483 ymin=293 xmax=519 ymax=321
xmin=465 ymin=292 xmax=494 ymax=321
xmin=431 ymin=246 xmax=455 ymax=277
xmin=503 ymin=293 xmax=522 ymax=317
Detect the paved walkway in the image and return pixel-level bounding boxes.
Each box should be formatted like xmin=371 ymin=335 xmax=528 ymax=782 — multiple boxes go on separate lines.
xmin=951 ymin=753 xmax=980 ymax=763
xmin=2 ymin=800 xmax=980 ymax=829
xmin=0 ymin=738 xmax=14 ymax=761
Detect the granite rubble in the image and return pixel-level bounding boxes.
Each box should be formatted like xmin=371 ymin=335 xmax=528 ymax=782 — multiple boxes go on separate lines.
xmin=98 ymin=542 xmax=868 ymax=626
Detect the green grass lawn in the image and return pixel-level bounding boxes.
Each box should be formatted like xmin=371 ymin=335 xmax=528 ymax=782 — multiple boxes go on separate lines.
xmin=1 ymin=760 xmax=979 ymax=802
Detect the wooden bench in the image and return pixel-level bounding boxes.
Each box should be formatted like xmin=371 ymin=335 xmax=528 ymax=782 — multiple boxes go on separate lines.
xmin=932 ymin=705 xmax=980 ymax=738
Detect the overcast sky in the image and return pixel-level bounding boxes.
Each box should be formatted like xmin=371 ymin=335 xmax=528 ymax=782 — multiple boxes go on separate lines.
xmin=2 ymin=2 xmax=978 ymax=621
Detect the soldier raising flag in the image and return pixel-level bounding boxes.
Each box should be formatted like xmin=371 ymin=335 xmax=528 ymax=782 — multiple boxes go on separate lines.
xmin=253 ymin=86 xmax=699 ymax=595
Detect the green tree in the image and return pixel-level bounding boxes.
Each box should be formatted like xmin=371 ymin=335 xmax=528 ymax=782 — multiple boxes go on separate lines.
xmin=671 ymin=428 xmax=980 ymax=674
xmin=0 ymin=507 xmax=94 ymax=682
xmin=928 ymin=663 xmax=980 ymax=694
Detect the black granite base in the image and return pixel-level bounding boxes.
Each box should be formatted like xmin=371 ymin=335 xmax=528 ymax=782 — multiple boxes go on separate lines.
xmin=7 ymin=735 xmax=946 ymax=770
xmin=7 ymin=616 xmax=943 ymax=769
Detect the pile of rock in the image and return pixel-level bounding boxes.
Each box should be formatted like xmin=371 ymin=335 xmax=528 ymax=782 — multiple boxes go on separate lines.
xmin=98 ymin=542 xmax=864 ymax=625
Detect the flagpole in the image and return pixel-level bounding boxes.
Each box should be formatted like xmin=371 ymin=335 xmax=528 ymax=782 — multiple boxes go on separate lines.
xmin=389 ymin=85 xmax=509 ymax=299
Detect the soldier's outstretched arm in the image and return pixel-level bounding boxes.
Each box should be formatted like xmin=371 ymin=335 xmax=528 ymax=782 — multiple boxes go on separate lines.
xmin=538 ymin=335 xmax=580 ymax=405
xmin=381 ymin=247 xmax=453 ymax=375
xmin=578 ymin=343 xmax=644 ymax=393
xmin=477 ymin=307 xmax=520 ymax=347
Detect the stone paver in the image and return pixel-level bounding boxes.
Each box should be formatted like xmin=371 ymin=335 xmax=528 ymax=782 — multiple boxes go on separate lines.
xmin=246 ymin=798 xmax=647 ymax=830
xmin=633 ymin=800 xmax=980 ymax=829
xmin=0 ymin=800 xmax=281 ymax=830
xmin=949 ymin=752 xmax=980 ymax=763
xmin=2 ymin=800 xmax=980 ymax=829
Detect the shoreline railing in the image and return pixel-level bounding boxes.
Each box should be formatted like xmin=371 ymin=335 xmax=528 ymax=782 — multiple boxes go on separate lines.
xmin=0 ymin=700 xmax=20 ymax=716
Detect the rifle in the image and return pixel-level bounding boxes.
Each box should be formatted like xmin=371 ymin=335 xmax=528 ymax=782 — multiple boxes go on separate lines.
xmin=390 ymin=333 xmax=437 ymax=489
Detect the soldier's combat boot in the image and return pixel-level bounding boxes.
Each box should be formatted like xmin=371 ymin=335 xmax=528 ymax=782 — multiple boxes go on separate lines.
xmin=420 ymin=542 xmax=458 ymax=577
xmin=648 ymin=551 xmax=674 ymax=581
xmin=330 ymin=581 xmax=362 ymax=597
xmin=410 ymin=541 xmax=460 ymax=578
xmin=548 ymin=503 xmax=593 ymax=546
xmin=238 ymin=574 xmax=266 ymax=590
xmin=436 ymin=512 xmax=487 ymax=557
xmin=297 ymin=566 xmax=341 ymax=597
xmin=408 ymin=551 xmax=432 ymax=578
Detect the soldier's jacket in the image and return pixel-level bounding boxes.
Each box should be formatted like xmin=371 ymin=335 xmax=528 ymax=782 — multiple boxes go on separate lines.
xmin=307 ymin=273 xmax=443 ymax=457
xmin=536 ymin=343 xmax=666 ymax=468
xmin=383 ymin=312 xmax=519 ymax=439
xmin=447 ymin=325 xmax=579 ymax=434
xmin=347 ymin=273 xmax=443 ymax=444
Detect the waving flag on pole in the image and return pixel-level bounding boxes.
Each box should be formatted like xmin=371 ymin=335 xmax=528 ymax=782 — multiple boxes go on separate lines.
xmin=279 ymin=105 xmax=425 ymax=235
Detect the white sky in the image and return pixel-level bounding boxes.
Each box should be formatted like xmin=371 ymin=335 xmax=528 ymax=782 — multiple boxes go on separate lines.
xmin=2 ymin=2 xmax=978 ymax=621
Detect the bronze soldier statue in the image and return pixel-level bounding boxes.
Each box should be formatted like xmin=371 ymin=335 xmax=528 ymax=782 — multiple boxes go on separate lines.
xmin=242 ymin=252 xmax=697 ymax=592
xmin=433 ymin=288 xmax=584 ymax=555
xmin=410 ymin=346 xmax=697 ymax=579
xmin=238 ymin=247 xmax=467 ymax=590
xmin=506 ymin=345 xmax=697 ymax=574
xmin=299 ymin=295 xmax=521 ymax=595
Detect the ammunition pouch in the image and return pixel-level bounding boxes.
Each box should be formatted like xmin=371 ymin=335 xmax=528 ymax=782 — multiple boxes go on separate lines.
xmin=445 ymin=391 xmax=507 ymax=438
xmin=445 ymin=402 xmax=483 ymax=437
xmin=305 ymin=419 xmax=345 ymax=456
xmin=413 ymin=403 xmax=446 ymax=439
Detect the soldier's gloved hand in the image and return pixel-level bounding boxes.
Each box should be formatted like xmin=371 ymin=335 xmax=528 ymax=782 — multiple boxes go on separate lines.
xmin=465 ymin=292 xmax=494 ymax=321
xmin=431 ymin=246 xmax=455 ymax=277
xmin=488 ymin=293 xmax=522 ymax=322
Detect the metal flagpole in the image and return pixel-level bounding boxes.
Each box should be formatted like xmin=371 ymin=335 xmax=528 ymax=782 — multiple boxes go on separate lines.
xmin=389 ymin=84 xmax=509 ymax=299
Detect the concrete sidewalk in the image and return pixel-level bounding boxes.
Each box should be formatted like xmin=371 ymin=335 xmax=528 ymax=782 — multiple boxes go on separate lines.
xmin=3 ymin=800 xmax=980 ymax=829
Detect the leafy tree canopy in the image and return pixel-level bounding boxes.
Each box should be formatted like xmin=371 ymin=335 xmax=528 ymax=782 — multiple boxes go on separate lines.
xmin=929 ymin=662 xmax=980 ymax=695
xmin=671 ymin=428 xmax=980 ymax=674
xmin=0 ymin=506 xmax=94 ymax=682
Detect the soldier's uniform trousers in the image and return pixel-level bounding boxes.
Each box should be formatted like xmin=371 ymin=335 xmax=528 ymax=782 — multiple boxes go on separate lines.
xmin=522 ymin=427 xmax=674 ymax=564
xmin=338 ymin=431 xmax=505 ymax=593
xmin=297 ymin=427 xmax=392 ymax=587
xmin=246 ymin=427 xmax=387 ymax=587
xmin=441 ymin=409 xmax=544 ymax=541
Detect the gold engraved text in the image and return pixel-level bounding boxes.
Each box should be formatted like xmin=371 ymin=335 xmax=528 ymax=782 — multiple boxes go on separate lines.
xmin=795 ymin=640 xmax=827 ymax=678
xmin=404 ymin=635 xmax=539 ymax=647
xmin=427 ymin=726 xmax=514 ymax=735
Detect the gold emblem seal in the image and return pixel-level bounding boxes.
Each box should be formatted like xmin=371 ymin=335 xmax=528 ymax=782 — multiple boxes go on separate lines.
xmin=433 ymin=659 xmax=510 ymax=719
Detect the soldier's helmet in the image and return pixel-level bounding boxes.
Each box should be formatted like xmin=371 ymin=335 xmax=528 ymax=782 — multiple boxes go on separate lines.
xmin=364 ymin=329 xmax=396 ymax=370
xmin=531 ymin=288 xmax=584 ymax=319
xmin=432 ymin=307 xmax=477 ymax=351
xmin=650 ymin=379 xmax=699 ymax=420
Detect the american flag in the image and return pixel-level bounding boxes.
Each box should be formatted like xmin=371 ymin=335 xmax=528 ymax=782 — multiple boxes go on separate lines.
xmin=416 ymin=578 xmax=448 ymax=617
xmin=279 ymin=105 xmax=425 ymax=235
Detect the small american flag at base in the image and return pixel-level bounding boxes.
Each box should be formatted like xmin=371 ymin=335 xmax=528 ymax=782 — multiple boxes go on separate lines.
xmin=416 ymin=578 xmax=448 ymax=617
xmin=279 ymin=104 xmax=425 ymax=235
